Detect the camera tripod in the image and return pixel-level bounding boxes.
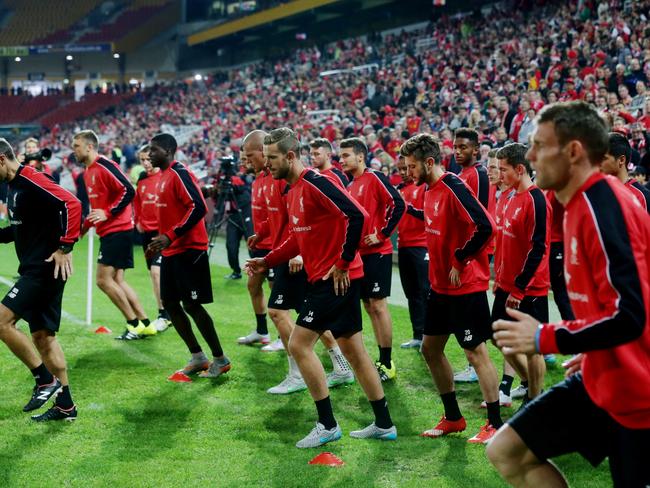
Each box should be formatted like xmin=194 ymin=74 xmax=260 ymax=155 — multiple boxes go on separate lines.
xmin=207 ymin=178 xmax=247 ymax=257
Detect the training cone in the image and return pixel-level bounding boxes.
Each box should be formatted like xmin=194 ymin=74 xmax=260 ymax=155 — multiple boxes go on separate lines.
xmin=94 ymin=326 xmax=112 ymax=334
xmin=168 ymin=371 xmax=192 ymax=383
xmin=308 ymin=452 xmax=344 ymax=467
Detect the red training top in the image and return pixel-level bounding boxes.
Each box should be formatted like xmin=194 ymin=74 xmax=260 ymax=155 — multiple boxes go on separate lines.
xmin=265 ymin=169 xmax=366 ymax=283
xmin=250 ymin=171 xmax=273 ymax=250
xmin=624 ymin=178 xmax=650 ymax=214
xmin=83 ymin=155 xmax=134 ymax=237
xmin=537 ymin=172 xmax=650 ymax=429
xmin=256 ymin=178 xmax=290 ymax=249
xmin=397 ymin=181 xmax=426 ymax=248
xmin=156 ymin=161 xmax=208 ymax=257
xmin=134 ymin=170 xmax=161 ymax=233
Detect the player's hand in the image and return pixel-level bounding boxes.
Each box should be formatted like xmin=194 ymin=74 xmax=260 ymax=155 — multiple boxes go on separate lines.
xmin=147 ymin=234 xmax=171 ymax=254
xmin=88 ymin=209 xmax=108 ymax=224
xmin=46 ymin=249 xmax=73 ymax=281
xmin=247 ymin=234 xmax=259 ymax=250
xmin=289 ymin=255 xmax=303 ymax=274
xmin=449 ymin=266 xmax=462 ymax=287
xmin=492 ymin=308 xmax=538 ymax=355
xmin=245 ymin=258 xmax=268 ymax=276
xmin=323 ymin=265 xmax=349 ymax=296
xmin=562 ymin=354 xmax=583 ymax=377
xmin=363 ymin=232 xmax=382 ymax=246
xmin=506 ymin=293 xmax=521 ymax=309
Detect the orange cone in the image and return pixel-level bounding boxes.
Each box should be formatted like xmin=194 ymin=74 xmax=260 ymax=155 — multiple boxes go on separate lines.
xmin=168 ymin=371 xmax=192 ymax=383
xmin=94 ymin=326 xmax=112 ymax=334
xmin=308 ymin=452 xmax=344 ymax=467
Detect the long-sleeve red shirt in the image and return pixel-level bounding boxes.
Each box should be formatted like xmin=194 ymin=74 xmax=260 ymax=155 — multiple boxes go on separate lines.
xmin=156 ymin=161 xmax=208 ymax=257
xmin=250 ymin=171 xmax=273 ymax=250
xmin=255 ymin=178 xmax=290 ymax=249
xmin=493 ymin=188 xmax=514 ymax=272
xmin=537 ymin=172 xmax=650 ymax=429
xmin=134 ymin=170 xmax=161 ymax=233
xmin=459 ymin=163 xmax=490 ymax=209
xmin=397 ymin=181 xmax=426 ymax=248
xmin=347 ymin=168 xmax=405 ymax=256
xmin=625 ymin=178 xmax=650 ymax=214
xmin=409 ymin=172 xmax=494 ymax=295
xmin=83 ymin=155 xmax=134 ymax=237
xmin=265 ymin=169 xmax=366 ymax=283
xmin=495 ymin=185 xmax=551 ymax=300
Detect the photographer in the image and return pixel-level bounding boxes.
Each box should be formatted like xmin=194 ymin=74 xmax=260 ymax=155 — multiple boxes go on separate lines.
xmin=213 ymin=155 xmax=253 ymax=280
xmin=18 ymin=138 xmax=53 ymax=176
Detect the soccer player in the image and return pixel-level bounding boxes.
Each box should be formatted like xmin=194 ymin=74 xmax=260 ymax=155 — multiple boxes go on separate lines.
xmin=492 ymin=143 xmax=550 ymax=405
xmin=0 ymin=138 xmax=81 ymax=421
xmin=246 ymin=128 xmax=396 ymax=448
xmin=238 ymin=130 xmax=272 ymax=346
xmin=341 ymin=137 xmax=405 ymax=380
xmin=401 ymin=133 xmax=503 ymax=444
xmin=134 ymin=144 xmax=171 ymax=332
xmin=309 ymin=138 xmax=349 ymax=187
xmin=395 ymin=155 xmax=428 ymax=349
xmin=601 ymin=131 xmax=650 ymax=213
xmin=147 ymin=133 xmax=230 ymax=378
xmin=488 ymin=101 xmax=650 ymax=488
xmin=74 ymin=130 xmax=155 ymax=340
xmin=455 ymin=128 xmax=490 ymax=208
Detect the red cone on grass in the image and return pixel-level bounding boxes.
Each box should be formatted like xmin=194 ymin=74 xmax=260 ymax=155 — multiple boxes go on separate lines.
xmin=168 ymin=371 xmax=192 ymax=383
xmin=94 ymin=326 xmax=112 ymax=334
xmin=308 ymin=452 xmax=344 ymax=467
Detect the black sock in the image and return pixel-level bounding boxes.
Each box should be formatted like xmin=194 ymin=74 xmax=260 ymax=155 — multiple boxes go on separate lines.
xmin=370 ymin=397 xmax=393 ymax=429
xmin=378 ymin=347 xmax=392 ymax=368
xmin=440 ymin=391 xmax=462 ymax=421
xmin=486 ymin=401 xmax=503 ymax=428
xmin=315 ymin=396 xmax=336 ymax=430
xmin=141 ymin=318 xmax=150 ymax=327
xmin=30 ymin=363 xmax=53 ymax=386
xmin=159 ymin=309 xmax=170 ymax=320
xmin=521 ymin=380 xmax=529 ymax=389
xmin=189 ymin=346 xmax=202 ymax=354
xmin=127 ymin=318 xmax=139 ymax=327
xmin=500 ymin=374 xmax=514 ymax=396
xmin=255 ymin=314 xmax=268 ymax=335
xmin=55 ymin=385 xmax=74 ymax=409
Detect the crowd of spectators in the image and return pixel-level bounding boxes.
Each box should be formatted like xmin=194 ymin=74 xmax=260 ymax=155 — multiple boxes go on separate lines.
xmin=32 ymin=0 xmax=650 ymax=185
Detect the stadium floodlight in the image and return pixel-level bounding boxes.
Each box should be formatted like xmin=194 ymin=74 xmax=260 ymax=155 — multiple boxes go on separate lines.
xmin=63 ymin=78 xmax=69 ymax=84
xmin=14 ymin=56 xmax=20 ymax=62
xmin=113 ymin=53 xmax=120 ymax=59
xmin=66 ymin=55 xmax=73 ymax=61
xmin=194 ymin=74 xmax=203 ymax=81
xmin=129 ymin=78 xmax=138 ymax=85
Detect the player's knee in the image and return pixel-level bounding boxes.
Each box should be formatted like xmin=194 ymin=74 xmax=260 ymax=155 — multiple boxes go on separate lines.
xmin=32 ymin=330 xmax=53 ymax=350
xmin=420 ymin=339 xmax=438 ymax=360
xmin=268 ymin=308 xmax=283 ymax=324
xmin=96 ymin=275 xmax=111 ymax=291
xmin=486 ymin=427 xmax=526 ymax=477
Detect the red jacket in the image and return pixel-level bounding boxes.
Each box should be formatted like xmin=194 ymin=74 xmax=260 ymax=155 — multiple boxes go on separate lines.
xmin=538 ymin=172 xmax=650 ymax=429
xmin=156 ymin=161 xmax=208 ymax=257
xmin=83 ymin=155 xmax=134 ymax=237
xmin=495 ymin=185 xmax=551 ymax=299
xmin=410 ymin=172 xmax=494 ymax=295
xmin=256 ymin=178 xmax=290 ymax=249
xmin=459 ymin=163 xmax=490 ymax=209
xmin=397 ymin=181 xmax=426 ymax=248
xmin=545 ymin=190 xmax=564 ymax=243
xmin=250 ymin=171 xmax=273 ymax=250
xmin=134 ymin=170 xmax=161 ymax=233
xmin=494 ymin=188 xmax=514 ymax=272
xmin=265 ymin=169 xmax=366 ymax=283
xmin=347 ymin=168 xmax=405 ymax=256
xmin=625 ymin=178 xmax=650 ymax=214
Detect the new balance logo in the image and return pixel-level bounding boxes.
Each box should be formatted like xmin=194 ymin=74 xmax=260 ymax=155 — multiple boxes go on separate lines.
xmin=275 ymin=294 xmax=284 ymax=304
xmin=37 ymin=390 xmax=51 ymax=401
xmin=191 ymin=291 xmax=198 ymax=300
xmin=8 ymin=287 xmax=18 ymax=299
xmin=463 ymin=329 xmax=473 ymax=342
xmin=303 ymin=311 xmax=314 ymax=323
xmin=424 ymin=253 xmax=430 ymax=261
xmin=372 ymin=282 xmax=380 ymax=293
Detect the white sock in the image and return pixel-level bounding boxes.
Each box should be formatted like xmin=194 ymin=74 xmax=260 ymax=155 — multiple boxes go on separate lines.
xmin=288 ymin=356 xmax=301 ymax=377
xmin=328 ymin=347 xmax=351 ymax=374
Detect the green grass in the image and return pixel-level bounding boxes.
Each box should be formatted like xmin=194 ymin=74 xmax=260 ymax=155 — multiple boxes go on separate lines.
xmin=0 ymin=238 xmax=609 ymax=487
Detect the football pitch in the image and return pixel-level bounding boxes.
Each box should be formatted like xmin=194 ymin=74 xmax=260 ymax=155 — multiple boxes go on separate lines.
xmin=0 ymin=237 xmax=609 ymax=487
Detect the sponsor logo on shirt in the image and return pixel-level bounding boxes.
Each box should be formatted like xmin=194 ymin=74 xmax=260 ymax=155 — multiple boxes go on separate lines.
xmin=568 ymin=290 xmax=589 ymax=303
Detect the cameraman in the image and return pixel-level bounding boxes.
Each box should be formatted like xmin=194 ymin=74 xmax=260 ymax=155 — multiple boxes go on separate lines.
xmin=217 ymin=154 xmax=253 ymax=280
xmin=19 ymin=138 xmax=53 ymax=176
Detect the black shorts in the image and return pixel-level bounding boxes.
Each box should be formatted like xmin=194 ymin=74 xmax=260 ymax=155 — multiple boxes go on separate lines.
xmin=98 ymin=230 xmax=134 ymax=269
xmin=160 ymin=249 xmax=213 ymax=304
xmin=424 ymin=290 xmax=492 ymax=349
xmin=267 ymin=263 xmax=306 ymax=311
xmin=1 ymin=275 xmax=65 ymax=334
xmin=296 ymin=279 xmax=362 ymax=338
xmin=141 ymin=231 xmax=162 ymax=270
xmin=509 ymin=373 xmax=650 ymax=487
xmin=250 ymin=248 xmax=274 ymax=281
xmin=360 ymin=252 xmax=392 ymax=300
xmin=491 ymin=288 xmax=549 ymax=323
